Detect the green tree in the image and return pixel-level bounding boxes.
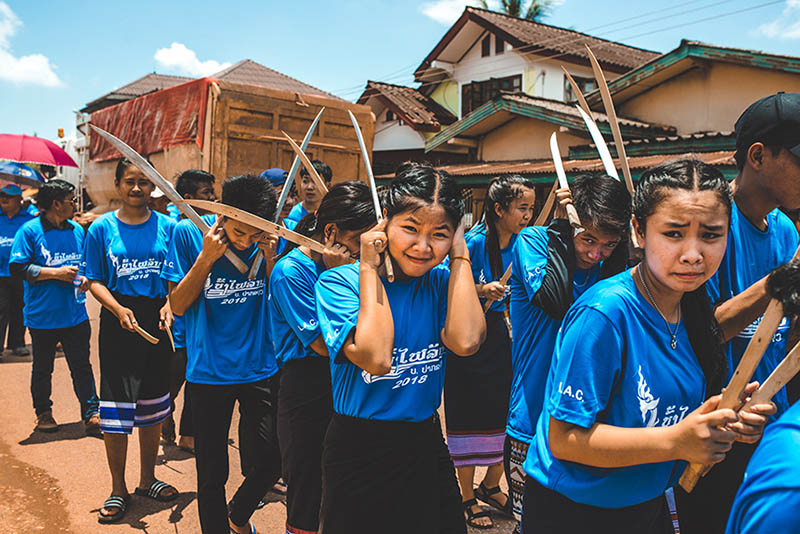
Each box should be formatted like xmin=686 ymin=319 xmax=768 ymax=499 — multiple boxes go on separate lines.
xmin=477 ymin=0 xmax=553 ymax=21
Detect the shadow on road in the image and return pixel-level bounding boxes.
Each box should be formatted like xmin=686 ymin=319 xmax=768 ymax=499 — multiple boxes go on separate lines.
xmin=89 ymin=491 xmax=197 ymax=531
xmin=19 ymin=422 xmax=102 ymax=445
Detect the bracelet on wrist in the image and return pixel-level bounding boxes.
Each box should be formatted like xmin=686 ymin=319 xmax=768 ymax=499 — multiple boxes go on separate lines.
xmin=450 ymin=255 xmax=471 ymax=265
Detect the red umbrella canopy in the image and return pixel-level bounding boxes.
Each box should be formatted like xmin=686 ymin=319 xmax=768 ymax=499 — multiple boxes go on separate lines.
xmin=0 ymin=134 xmax=78 ymax=167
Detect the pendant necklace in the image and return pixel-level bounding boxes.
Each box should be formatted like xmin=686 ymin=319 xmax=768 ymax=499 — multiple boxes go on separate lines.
xmin=637 ymin=266 xmax=680 ymax=349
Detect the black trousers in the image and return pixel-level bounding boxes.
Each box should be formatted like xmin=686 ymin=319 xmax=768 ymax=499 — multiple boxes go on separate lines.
xmin=522 ymin=478 xmax=673 ymax=534
xmin=0 ymin=275 xmax=25 ymax=351
xmin=674 ymin=441 xmax=756 ymax=534
xmin=277 ymin=357 xmax=332 ymax=533
xmin=30 ymin=320 xmax=99 ymax=420
xmin=188 ymin=374 xmax=282 ymax=533
xmin=168 ymin=347 xmax=193 ymax=437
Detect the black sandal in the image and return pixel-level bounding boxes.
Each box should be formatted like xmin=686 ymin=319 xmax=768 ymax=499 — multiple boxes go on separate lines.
xmin=463 ymin=498 xmax=493 ymax=530
xmin=475 ymin=482 xmax=513 ymax=517
xmin=134 ymin=480 xmax=178 ymax=502
xmin=97 ymin=494 xmax=130 ymax=524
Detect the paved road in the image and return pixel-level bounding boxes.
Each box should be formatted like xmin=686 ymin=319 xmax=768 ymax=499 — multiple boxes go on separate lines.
xmin=0 ymin=295 xmax=516 ymax=533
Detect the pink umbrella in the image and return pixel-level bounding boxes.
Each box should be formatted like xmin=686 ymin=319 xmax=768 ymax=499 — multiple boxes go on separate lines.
xmin=0 ymin=134 xmax=78 ymax=167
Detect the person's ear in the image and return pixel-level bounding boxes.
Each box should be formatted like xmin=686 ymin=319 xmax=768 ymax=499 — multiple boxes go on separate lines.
xmin=494 ymin=202 xmax=504 ymax=219
xmin=747 ymin=143 xmax=765 ymax=170
xmin=323 ymin=223 xmax=337 ymax=242
xmin=632 ymin=217 xmax=646 ymax=248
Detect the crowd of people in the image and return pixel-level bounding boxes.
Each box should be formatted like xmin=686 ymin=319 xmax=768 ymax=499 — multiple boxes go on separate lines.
xmin=1 ymin=92 xmax=799 ymax=534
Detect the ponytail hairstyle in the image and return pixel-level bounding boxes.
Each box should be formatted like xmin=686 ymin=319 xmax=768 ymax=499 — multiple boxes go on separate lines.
xmin=633 ymin=159 xmax=732 ymax=396
xmin=570 ymin=174 xmax=633 ymax=279
xmin=282 ymin=180 xmax=376 ymax=257
xmin=384 ymin=163 xmax=464 ymax=228
xmin=482 ymin=174 xmax=535 ymax=280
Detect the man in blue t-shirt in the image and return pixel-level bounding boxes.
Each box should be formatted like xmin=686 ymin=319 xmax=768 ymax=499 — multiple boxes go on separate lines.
xmin=284 ymin=160 xmax=332 ymax=224
xmin=725 ymin=400 xmax=800 ymax=534
xmin=162 ymin=174 xmax=280 ymax=534
xmin=9 ymin=180 xmax=99 ymax=435
xmin=0 ymin=183 xmax=34 ymax=357
xmin=676 ymin=92 xmax=800 ymax=534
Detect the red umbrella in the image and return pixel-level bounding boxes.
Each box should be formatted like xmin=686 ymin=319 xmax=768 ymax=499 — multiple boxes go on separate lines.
xmin=0 ymin=134 xmax=78 ymax=167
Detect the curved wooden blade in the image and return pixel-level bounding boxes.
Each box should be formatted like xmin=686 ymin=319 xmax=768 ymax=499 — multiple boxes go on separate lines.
xmin=743 ymin=340 xmax=800 ymax=410
xmin=180 ymin=199 xmax=327 ymax=255
xmin=89 ymin=124 xmax=248 ymax=274
xmin=348 ymin=110 xmax=394 ymax=282
xmin=134 ymin=324 xmax=159 ymax=345
xmin=549 ymin=133 xmax=582 ymax=229
xmin=281 ymin=131 xmax=328 ymax=195
xmin=575 ymin=106 xmax=619 ymax=180
xmin=275 ymin=107 xmax=325 ymax=223
xmin=585 ymin=45 xmax=634 ymax=195
xmin=483 ymin=264 xmax=513 ymax=313
xmin=561 ymin=67 xmax=593 ymax=118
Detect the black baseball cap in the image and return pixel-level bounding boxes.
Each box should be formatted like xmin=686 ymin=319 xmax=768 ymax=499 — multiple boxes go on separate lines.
xmin=735 ymin=92 xmax=800 ymax=161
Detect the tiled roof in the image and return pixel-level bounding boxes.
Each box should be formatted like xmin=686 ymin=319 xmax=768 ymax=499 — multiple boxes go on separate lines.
xmin=211 ymin=59 xmax=339 ymax=99
xmin=82 ymin=73 xmax=192 ymax=113
xmin=502 ymin=93 xmax=661 ymax=130
xmin=357 ymin=81 xmax=457 ymax=132
xmin=83 ymin=60 xmax=340 ymax=113
xmin=394 ymin=151 xmax=735 ymax=179
xmin=415 ymin=7 xmax=659 ymax=81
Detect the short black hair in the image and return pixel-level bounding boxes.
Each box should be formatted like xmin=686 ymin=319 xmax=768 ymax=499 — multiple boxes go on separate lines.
xmin=114 ymin=157 xmax=152 ymax=183
xmin=176 ymin=169 xmax=215 ymax=198
xmin=221 ymin=174 xmax=277 ymax=220
xmin=300 ymin=160 xmax=332 ymax=183
xmin=37 ymin=179 xmax=75 ymax=210
xmin=571 ymin=174 xmax=632 ymax=238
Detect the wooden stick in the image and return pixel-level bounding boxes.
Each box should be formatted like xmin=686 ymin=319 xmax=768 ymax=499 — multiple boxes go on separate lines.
xmin=281 ymin=131 xmax=329 ymax=195
xmin=134 ymin=324 xmax=159 ymax=345
xmin=483 ymin=264 xmax=513 ymax=313
xmin=166 ymin=325 xmax=175 ymax=352
xmin=549 ymin=132 xmax=582 ymax=229
xmin=585 ymin=45 xmax=635 ymax=196
xmin=180 ymin=199 xmax=328 ymax=255
xmin=742 ymin=339 xmax=800 ymax=410
xmin=680 ymin=244 xmax=800 ymax=491
xmin=562 ymin=67 xmax=593 ymax=118
xmin=89 ymin=125 xmax=249 ymax=274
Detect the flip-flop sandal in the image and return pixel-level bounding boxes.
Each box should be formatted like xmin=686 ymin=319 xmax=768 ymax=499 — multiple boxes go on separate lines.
xmin=229 ymin=519 xmax=258 ymax=533
xmin=97 ymin=494 xmax=130 ymax=524
xmin=463 ymin=498 xmax=493 ymax=530
xmin=134 ymin=480 xmax=178 ymax=502
xmin=475 ymin=482 xmax=513 ymax=517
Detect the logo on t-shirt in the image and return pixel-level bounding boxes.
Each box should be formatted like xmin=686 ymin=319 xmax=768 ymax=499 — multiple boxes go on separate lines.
xmin=361 ymin=343 xmax=443 ymax=386
xmin=203 ymin=275 xmax=264 ymax=301
xmin=108 ymin=249 xmax=162 ymax=281
xmin=737 ymin=315 xmax=791 ymax=344
xmin=637 ymin=365 xmax=690 ymax=427
xmin=0 ymin=236 xmax=13 ymax=248
xmin=40 ymin=243 xmax=80 ymax=267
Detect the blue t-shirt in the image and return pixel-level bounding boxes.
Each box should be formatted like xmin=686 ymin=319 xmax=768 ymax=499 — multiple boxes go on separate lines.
xmin=275 ymin=217 xmax=298 ymax=256
xmin=285 ymin=202 xmax=309 ymax=225
xmin=269 ymin=247 xmax=325 ymax=366
xmin=166 ymin=203 xmax=181 ymax=222
xmin=83 ymin=211 xmax=175 ymax=298
xmin=507 ymin=226 xmax=601 ymax=443
xmin=316 ymin=263 xmax=450 ymax=422
xmin=26 ymin=204 xmax=39 ymax=216
xmin=524 ymin=271 xmax=706 ymax=508
xmin=725 ymin=401 xmax=800 ymax=534
xmin=707 ymin=201 xmax=799 ymax=417
xmin=161 ymin=216 xmax=278 ymax=385
xmin=465 ymin=223 xmax=516 ymax=313
xmin=0 ymin=209 xmax=35 ymax=277
xmin=10 ymin=218 xmax=89 ymax=329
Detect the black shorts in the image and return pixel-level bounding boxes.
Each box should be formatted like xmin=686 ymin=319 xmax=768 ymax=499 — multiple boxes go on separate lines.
xmin=98 ymin=292 xmax=172 ymax=434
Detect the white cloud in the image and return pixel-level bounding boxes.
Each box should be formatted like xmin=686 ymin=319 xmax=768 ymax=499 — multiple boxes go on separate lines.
xmin=755 ymin=0 xmax=800 ymax=39
xmin=154 ymin=43 xmax=231 ymax=76
xmin=421 ymin=0 xmax=480 ymax=25
xmin=0 ymin=2 xmax=62 ymax=87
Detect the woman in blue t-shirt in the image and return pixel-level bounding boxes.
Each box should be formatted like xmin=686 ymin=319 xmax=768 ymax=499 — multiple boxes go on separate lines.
xmin=84 ymin=158 xmax=177 ymax=523
xmin=443 ymin=174 xmax=534 ymax=529
xmin=521 ymin=160 xmax=776 ymax=533
xmin=269 ymin=181 xmax=375 ymax=534
xmin=315 ymin=163 xmax=486 ymax=534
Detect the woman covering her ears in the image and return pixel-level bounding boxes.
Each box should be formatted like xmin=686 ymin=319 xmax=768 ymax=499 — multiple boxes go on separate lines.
xmin=314 ymin=164 xmax=485 ymax=534
xmin=268 ymin=181 xmax=376 ymax=534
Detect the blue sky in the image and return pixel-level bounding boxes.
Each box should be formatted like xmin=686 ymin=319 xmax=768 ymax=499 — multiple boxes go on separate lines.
xmin=1 ymin=0 xmax=799 ymax=141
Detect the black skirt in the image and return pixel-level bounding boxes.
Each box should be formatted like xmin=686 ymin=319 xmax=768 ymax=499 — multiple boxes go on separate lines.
xmin=322 ymin=413 xmax=466 ymax=534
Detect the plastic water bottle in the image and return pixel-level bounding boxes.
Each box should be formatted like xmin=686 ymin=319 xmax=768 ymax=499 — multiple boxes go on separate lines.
xmin=73 ymin=275 xmax=86 ymax=304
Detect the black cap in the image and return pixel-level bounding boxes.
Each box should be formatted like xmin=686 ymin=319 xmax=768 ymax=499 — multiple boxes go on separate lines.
xmin=735 ymin=92 xmax=800 ymax=160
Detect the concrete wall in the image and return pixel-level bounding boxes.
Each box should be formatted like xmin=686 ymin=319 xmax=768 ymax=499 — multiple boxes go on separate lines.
xmin=430 ymin=80 xmax=459 ymax=116
xmin=480 ymin=117 xmax=586 ymax=161
xmin=373 ymin=107 xmax=426 ymax=151
xmin=619 ymin=62 xmax=800 ymax=135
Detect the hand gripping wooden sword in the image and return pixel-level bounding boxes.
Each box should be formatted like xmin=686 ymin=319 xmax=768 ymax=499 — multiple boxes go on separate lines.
xmin=178 ymin=199 xmax=327 ymax=255
xmin=89 ymin=125 xmax=249 ymax=274
xmin=679 ymin=246 xmax=800 ymax=491
xmin=482 ymin=181 xmax=560 ymax=313
xmin=348 ymin=110 xmax=395 ymax=282
xmin=248 ymin=107 xmax=325 ymax=280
